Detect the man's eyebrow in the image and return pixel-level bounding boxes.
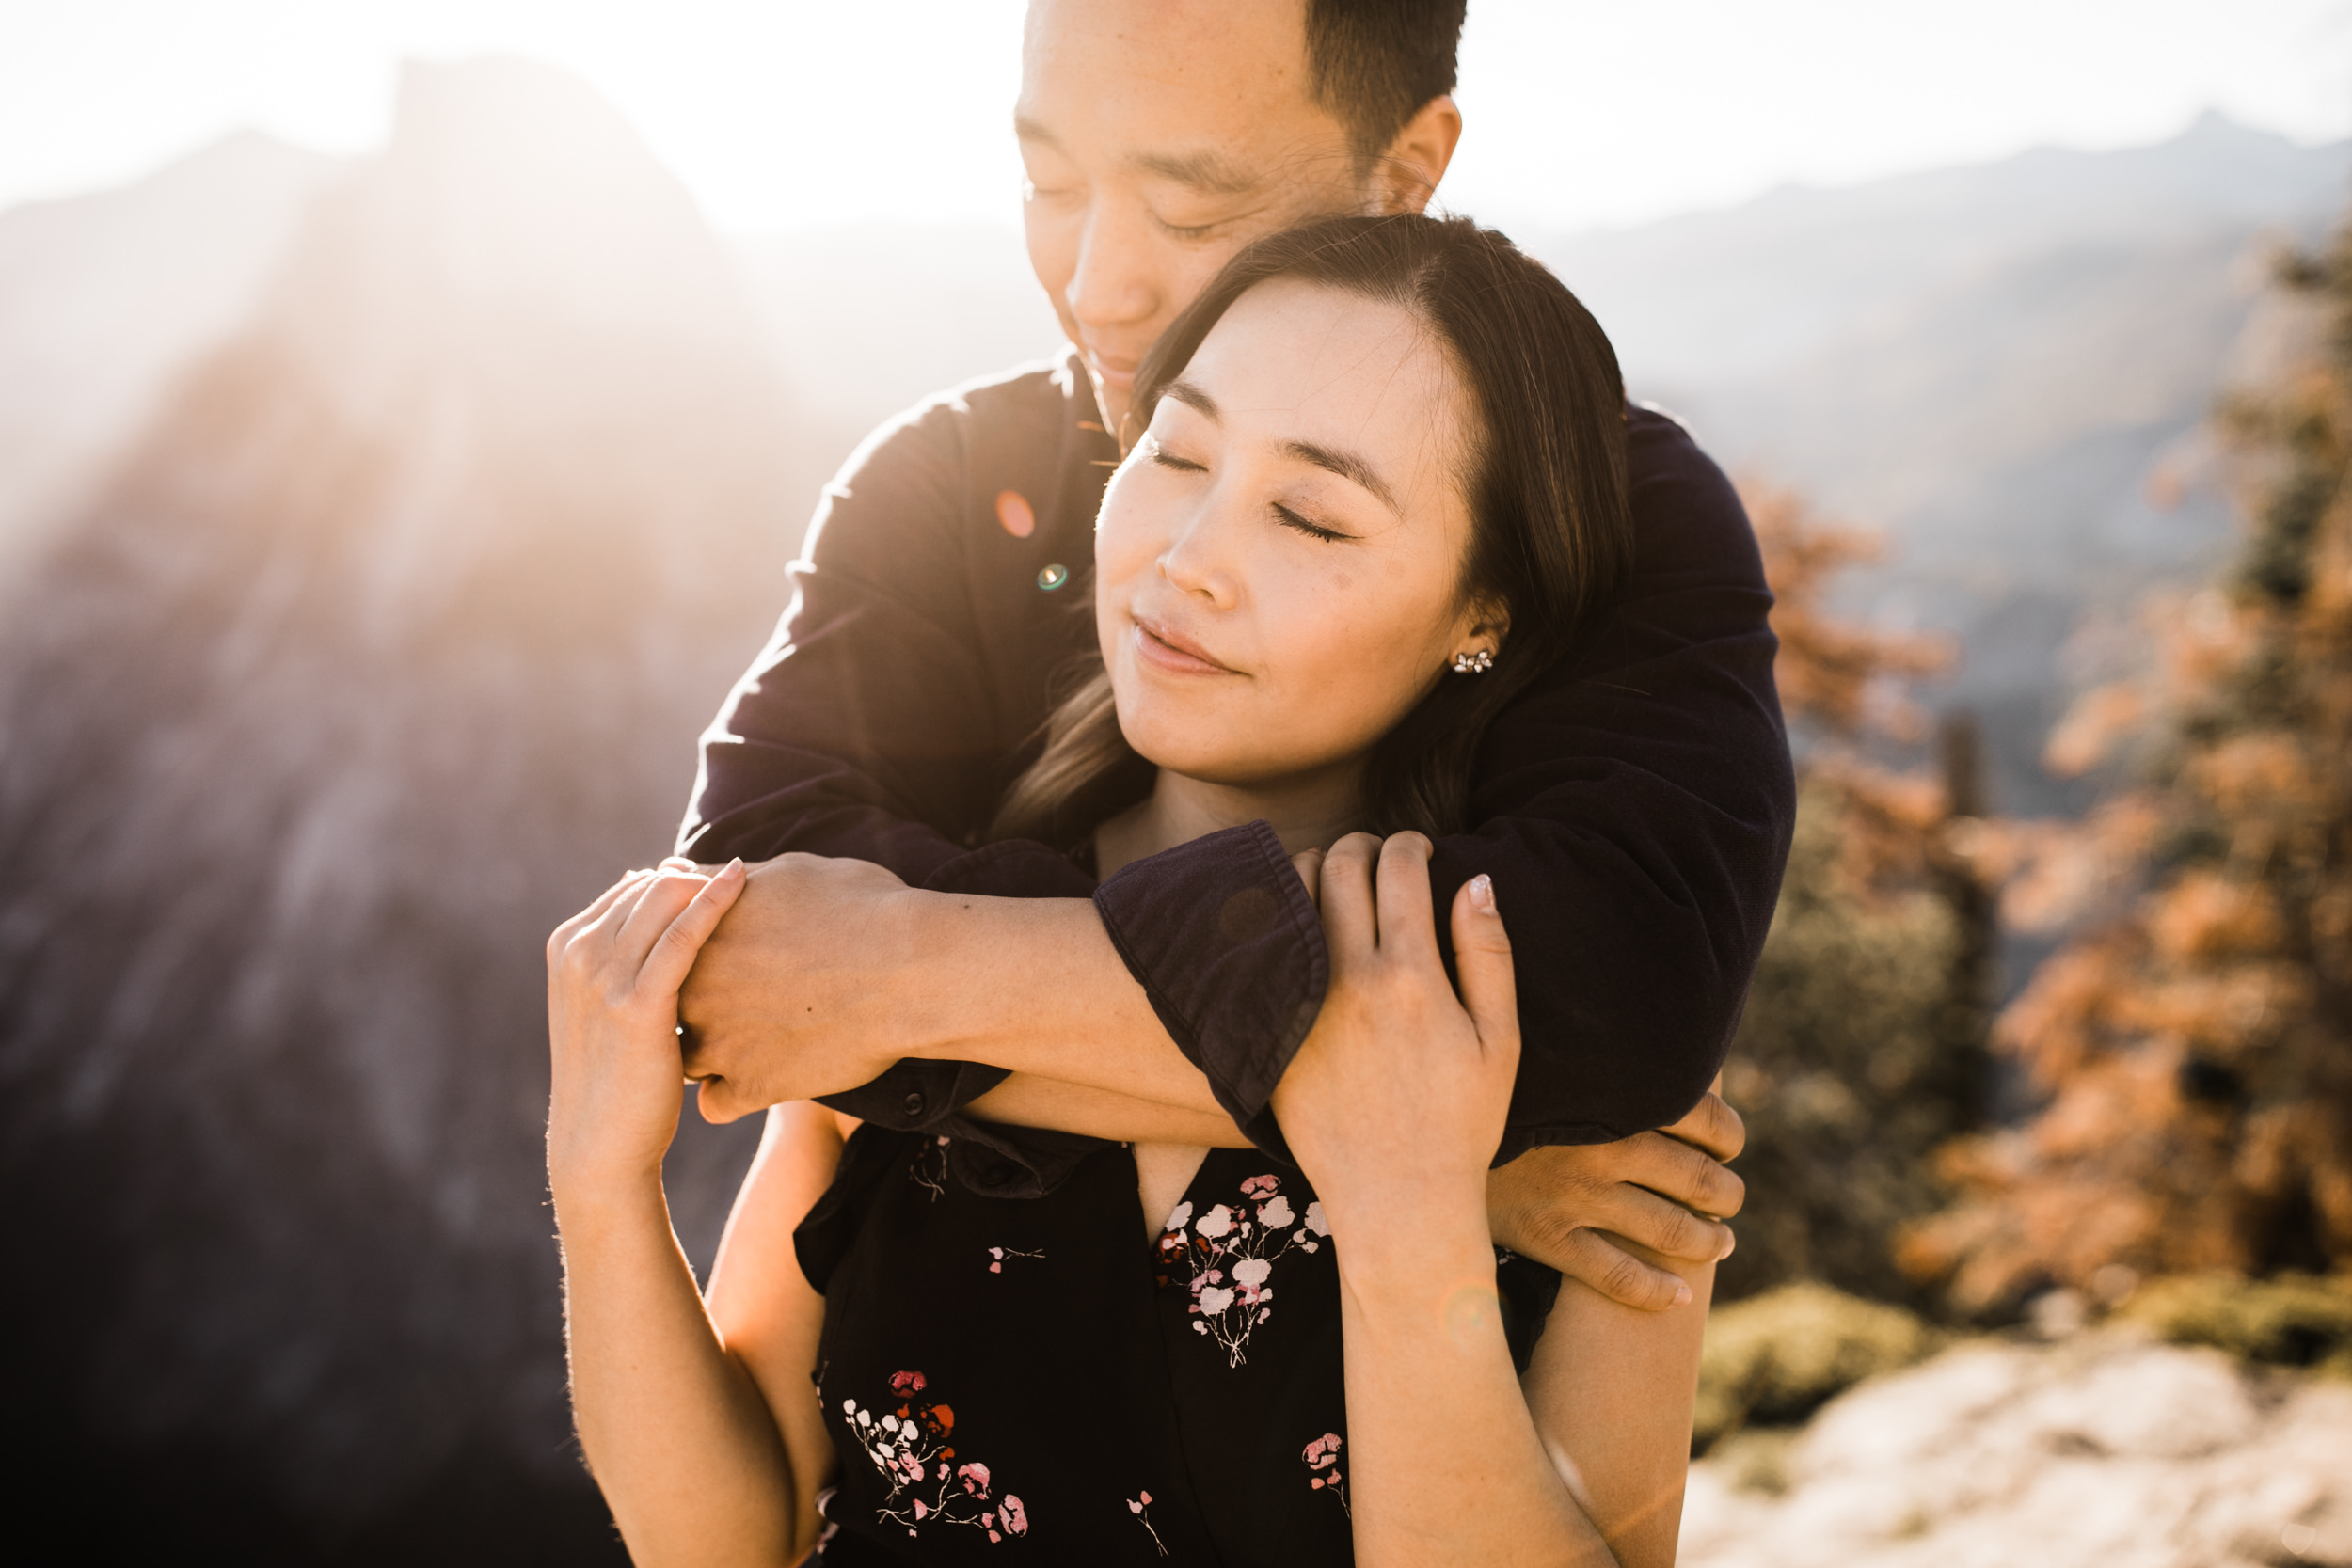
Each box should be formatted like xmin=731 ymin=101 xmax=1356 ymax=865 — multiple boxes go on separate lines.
xmin=1012 ymin=113 xmax=1058 ymax=150
xmin=1282 ymin=438 xmax=1403 ymax=518
xmin=1128 ymin=148 xmax=1260 ymax=198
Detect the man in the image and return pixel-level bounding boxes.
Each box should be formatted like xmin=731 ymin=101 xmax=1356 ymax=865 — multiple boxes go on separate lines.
xmin=673 ymin=0 xmax=1787 ymax=1307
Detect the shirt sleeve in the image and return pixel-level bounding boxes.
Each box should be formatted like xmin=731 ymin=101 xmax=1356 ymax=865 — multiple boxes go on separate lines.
xmin=678 ymin=388 xmax=1116 ymax=1136
xmin=1092 ymin=407 xmax=1794 ymax=1162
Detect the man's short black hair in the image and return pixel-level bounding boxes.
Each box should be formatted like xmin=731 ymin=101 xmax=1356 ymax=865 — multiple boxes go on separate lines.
xmin=1304 ymin=0 xmax=1468 ymax=166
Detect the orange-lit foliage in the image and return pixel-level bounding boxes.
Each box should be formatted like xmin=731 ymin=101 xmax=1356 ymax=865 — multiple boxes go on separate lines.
xmin=1715 ymin=485 xmax=1992 ymax=1306
xmin=1749 ymin=483 xmax=1953 ymax=744
xmin=1901 ymin=229 xmax=2352 ymax=1314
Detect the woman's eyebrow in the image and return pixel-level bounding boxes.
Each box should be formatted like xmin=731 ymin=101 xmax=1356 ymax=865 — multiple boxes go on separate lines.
xmin=1164 ymin=379 xmax=1221 ymax=420
xmin=1281 ymin=438 xmax=1402 ymax=518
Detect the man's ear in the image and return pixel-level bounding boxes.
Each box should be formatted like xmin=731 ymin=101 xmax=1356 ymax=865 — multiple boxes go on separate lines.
xmin=1369 ymin=93 xmax=1463 ymax=215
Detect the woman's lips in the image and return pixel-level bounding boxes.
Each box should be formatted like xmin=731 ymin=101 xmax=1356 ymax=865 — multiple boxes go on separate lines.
xmin=1132 ymin=616 xmax=1235 ymax=675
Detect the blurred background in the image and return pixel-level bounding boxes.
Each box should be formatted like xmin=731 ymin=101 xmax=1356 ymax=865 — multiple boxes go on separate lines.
xmin=2 ymin=2 xmax=2348 ymax=1563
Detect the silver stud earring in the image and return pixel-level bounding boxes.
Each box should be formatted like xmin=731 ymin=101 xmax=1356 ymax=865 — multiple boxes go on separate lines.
xmin=1451 ymin=649 xmax=1494 ymax=674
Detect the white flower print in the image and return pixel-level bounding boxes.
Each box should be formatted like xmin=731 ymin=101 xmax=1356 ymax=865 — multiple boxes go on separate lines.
xmin=1159 ymin=1171 xmax=1317 ymax=1366
xmin=844 ymin=1372 xmax=1029 ymax=1544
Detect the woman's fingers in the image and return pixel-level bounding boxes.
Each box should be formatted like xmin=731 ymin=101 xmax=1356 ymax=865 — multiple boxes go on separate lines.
xmin=1317 ymin=832 xmax=1383 ymax=962
xmin=1371 ymin=832 xmax=1436 ymax=956
xmin=1448 ymin=873 xmax=1519 ymax=1061
xmin=640 ymin=860 xmax=747 ymax=996
xmin=548 ymin=869 xmax=655 ymax=961
xmin=612 ymin=868 xmax=711 ymax=966
xmin=1288 ymin=847 xmax=1325 ymax=910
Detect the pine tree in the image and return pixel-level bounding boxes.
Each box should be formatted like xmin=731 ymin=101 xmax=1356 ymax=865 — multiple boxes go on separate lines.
xmin=1717 ymin=487 xmax=1994 ymax=1305
xmin=1900 ymin=229 xmax=2352 ymax=1315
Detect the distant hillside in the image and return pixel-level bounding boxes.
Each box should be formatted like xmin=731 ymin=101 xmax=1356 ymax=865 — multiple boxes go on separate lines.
xmin=0 ymin=130 xmax=341 ymax=574
xmin=5 ymin=105 xmax=2344 ymax=813
xmin=1532 ymin=112 xmax=2352 ymax=813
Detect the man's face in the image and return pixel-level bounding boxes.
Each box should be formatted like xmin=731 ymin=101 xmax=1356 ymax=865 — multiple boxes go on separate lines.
xmin=1016 ymin=0 xmax=1378 ymax=435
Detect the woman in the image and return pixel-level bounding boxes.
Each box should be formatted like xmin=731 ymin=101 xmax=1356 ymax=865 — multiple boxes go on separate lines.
xmin=547 ymin=214 xmax=1713 ymax=1566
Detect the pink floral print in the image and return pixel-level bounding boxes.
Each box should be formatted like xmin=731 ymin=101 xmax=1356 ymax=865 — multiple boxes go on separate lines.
xmin=1126 ymin=1491 xmax=1168 ymax=1556
xmin=986 ymin=1245 xmax=1044 ymax=1275
xmin=1155 ymin=1171 xmax=1330 ymax=1367
xmin=1303 ymin=1432 xmax=1349 ymax=1514
xmin=843 ymin=1372 xmax=1028 ymax=1543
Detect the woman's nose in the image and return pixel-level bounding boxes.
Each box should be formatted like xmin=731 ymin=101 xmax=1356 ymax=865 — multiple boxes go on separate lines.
xmin=1157 ymin=505 xmax=1241 ymax=610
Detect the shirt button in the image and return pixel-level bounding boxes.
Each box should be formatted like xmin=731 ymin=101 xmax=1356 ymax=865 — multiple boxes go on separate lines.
xmin=902 ymin=1091 xmax=927 ymax=1120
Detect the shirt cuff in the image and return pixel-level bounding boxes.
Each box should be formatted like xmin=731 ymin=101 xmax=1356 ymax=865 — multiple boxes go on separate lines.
xmin=1091 ymin=819 xmax=1327 ymax=1163
xmin=815 ymin=837 xmax=1104 ymax=1176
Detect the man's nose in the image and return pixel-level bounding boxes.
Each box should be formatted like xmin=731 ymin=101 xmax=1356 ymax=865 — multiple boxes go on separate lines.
xmin=1065 ymin=206 xmax=1160 ymax=333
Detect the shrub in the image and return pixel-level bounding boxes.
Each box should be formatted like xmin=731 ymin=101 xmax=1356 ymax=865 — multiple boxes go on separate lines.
xmin=1693 ymin=1282 xmax=1938 ymax=1449
xmin=2122 ymin=1272 xmax=2352 ymax=1373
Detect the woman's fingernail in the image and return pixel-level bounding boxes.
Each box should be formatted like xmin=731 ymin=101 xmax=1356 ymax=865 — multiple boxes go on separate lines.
xmin=1673 ymin=1279 xmax=1692 ymax=1307
xmin=1470 ymin=874 xmax=1496 ymax=912
xmin=724 ymin=857 xmax=745 ymax=878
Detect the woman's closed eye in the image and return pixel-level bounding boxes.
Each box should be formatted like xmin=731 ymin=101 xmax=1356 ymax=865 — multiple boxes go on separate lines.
xmin=1273 ymin=501 xmax=1352 ymax=544
xmin=1150 ymin=444 xmax=1207 ymax=475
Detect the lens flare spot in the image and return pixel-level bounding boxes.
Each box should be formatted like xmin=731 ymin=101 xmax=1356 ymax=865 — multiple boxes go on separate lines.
xmin=995 ymin=489 xmax=1036 ymax=538
xmin=1037 ymin=562 xmax=1069 ymax=591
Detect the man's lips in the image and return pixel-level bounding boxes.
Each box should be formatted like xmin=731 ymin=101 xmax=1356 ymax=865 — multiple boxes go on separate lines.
xmin=1132 ymin=616 xmax=1236 ymax=675
xmin=1085 ymin=346 xmax=1142 ymax=388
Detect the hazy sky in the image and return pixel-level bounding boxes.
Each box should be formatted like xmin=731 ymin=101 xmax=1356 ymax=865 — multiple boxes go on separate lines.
xmin=3 ymin=0 xmax=2347 ymax=234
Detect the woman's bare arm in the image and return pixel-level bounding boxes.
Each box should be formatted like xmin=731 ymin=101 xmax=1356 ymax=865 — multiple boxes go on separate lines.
xmin=1278 ymin=834 xmax=1708 ymax=1567
xmin=549 ymin=865 xmax=822 ymax=1567
xmin=703 ymin=1101 xmax=858 ymax=1554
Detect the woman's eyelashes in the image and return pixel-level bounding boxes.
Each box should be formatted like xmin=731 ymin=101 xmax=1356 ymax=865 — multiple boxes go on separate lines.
xmin=1272 ymin=501 xmax=1351 ymax=544
xmin=1145 ymin=439 xmax=1352 ymax=542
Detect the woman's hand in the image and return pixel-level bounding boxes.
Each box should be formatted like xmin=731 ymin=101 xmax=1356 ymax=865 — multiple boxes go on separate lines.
xmin=1270 ymin=831 xmax=1518 ymax=1241
xmin=546 ymin=861 xmax=746 ymax=1202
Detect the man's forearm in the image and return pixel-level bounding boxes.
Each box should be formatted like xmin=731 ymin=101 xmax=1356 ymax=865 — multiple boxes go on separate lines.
xmin=896 ymin=891 xmax=1223 ymax=1115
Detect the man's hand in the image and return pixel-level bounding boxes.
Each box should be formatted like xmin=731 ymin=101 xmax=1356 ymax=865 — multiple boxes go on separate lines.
xmin=672 ymin=853 xmax=918 ymax=1121
xmin=1486 ymin=1091 xmax=1745 ymax=1311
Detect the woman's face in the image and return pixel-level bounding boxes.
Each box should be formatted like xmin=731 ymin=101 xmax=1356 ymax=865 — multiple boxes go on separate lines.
xmin=1094 ymin=278 xmax=1487 ymax=793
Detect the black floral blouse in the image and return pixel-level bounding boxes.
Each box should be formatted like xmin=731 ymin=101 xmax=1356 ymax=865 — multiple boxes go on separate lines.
xmin=794 ymin=1128 xmax=1561 ymax=1565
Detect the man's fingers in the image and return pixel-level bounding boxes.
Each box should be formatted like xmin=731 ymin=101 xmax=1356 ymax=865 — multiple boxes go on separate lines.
xmin=1448 ymin=873 xmax=1518 ymax=1060
xmin=1553 ymin=1227 xmax=1694 ymax=1313
xmin=1318 ymin=832 xmax=1382 ymax=963
xmin=1665 ymin=1089 xmax=1747 ymax=1164
xmin=641 ymin=860 xmax=747 ymax=995
xmin=1623 ymin=1128 xmax=1746 ymax=1219
xmin=694 ymin=1072 xmax=758 ymax=1126
xmin=1592 ymin=1179 xmax=1737 ymax=1263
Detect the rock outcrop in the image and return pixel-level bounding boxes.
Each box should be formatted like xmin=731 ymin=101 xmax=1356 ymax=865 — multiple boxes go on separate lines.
xmin=1684 ymin=1333 xmax=2352 ymax=1567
